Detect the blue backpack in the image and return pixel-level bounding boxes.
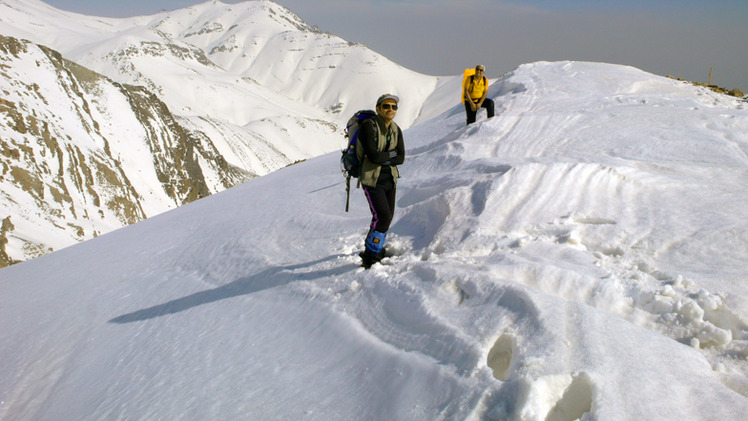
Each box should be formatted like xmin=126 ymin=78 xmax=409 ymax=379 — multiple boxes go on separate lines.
xmin=341 ymin=110 xmax=377 ymax=179
xmin=341 ymin=110 xmax=377 ymax=211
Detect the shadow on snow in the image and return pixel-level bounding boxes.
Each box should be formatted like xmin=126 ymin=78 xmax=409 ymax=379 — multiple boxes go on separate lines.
xmin=109 ymin=255 xmax=356 ymax=324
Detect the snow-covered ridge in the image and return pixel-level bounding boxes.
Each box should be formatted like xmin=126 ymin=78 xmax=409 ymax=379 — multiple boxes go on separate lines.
xmin=1 ymin=60 xmax=747 ymax=420
xmin=0 ymin=0 xmax=447 ymax=127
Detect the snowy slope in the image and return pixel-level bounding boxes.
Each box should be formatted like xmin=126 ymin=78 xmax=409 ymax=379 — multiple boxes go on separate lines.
xmin=2 ymin=61 xmax=747 ymax=420
xmin=0 ymin=0 xmax=461 ymax=265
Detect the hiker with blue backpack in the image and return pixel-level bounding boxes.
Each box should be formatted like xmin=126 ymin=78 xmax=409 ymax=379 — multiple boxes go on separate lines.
xmin=463 ymin=64 xmax=495 ymax=125
xmin=341 ymin=94 xmax=405 ymax=268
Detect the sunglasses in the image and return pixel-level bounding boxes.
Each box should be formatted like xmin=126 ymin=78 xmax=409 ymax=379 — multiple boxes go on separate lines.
xmin=380 ymin=103 xmax=398 ymax=110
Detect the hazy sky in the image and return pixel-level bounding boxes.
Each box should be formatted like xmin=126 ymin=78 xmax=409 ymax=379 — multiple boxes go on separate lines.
xmin=42 ymin=0 xmax=748 ymax=91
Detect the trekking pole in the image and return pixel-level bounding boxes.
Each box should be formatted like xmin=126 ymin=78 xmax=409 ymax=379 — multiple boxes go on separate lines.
xmin=345 ymin=175 xmax=351 ymax=212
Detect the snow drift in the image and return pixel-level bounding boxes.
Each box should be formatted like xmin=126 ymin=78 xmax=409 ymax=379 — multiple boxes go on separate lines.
xmin=2 ymin=60 xmax=748 ymax=419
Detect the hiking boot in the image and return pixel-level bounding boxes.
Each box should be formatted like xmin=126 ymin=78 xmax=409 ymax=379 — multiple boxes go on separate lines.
xmin=378 ymin=247 xmax=387 ymax=260
xmin=359 ymin=249 xmax=384 ymax=269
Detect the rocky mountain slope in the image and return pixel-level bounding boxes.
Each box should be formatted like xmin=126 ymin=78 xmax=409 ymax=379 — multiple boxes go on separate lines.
xmin=0 ymin=34 xmax=256 ymax=265
xmin=0 ymin=0 xmax=460 ymax=266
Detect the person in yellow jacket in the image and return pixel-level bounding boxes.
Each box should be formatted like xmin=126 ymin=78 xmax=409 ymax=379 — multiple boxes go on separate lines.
xmin=463 ymin=64 xmax=495 ymax=125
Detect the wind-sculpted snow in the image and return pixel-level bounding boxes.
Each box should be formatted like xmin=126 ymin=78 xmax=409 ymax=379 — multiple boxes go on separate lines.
xmin=2 ymin=62 xmax=748 ymax=419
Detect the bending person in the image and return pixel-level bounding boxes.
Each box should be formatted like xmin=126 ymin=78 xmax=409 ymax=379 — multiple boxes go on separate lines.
xmin=463 ymin=64 xmax=495 ymax=125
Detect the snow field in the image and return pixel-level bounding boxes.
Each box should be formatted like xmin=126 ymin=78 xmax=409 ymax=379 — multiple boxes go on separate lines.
xmin=1 ymin=60 xmax=747 ymax=419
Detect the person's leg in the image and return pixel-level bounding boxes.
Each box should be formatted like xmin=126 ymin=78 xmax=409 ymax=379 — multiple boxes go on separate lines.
xmin=363 ymin=185 xmax=390 ymax=253
xmin=465 ymin=101 xmax=477 ymax=125
xmin=386 ymin=185 xmax=396 ymax=226
xmin=360 ymin=185 xmax=396 ymax=267
xmin=483 ymin=98 xmax=495 ymax=118
xmin=363 ymin=185 xmax=393 ymax=233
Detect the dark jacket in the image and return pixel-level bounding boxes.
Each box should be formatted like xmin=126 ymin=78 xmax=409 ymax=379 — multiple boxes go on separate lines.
xmin=357 ymin=115 xmax=405 ymax=188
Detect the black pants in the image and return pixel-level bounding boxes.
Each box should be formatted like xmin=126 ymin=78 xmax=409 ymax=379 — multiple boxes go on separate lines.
xmin=465 ymin=98 xmax=495 ymax=125
xmin=363 ymin=184 xmax=396 ymax=233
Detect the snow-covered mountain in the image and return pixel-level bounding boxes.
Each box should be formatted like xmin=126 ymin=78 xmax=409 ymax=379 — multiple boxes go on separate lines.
xmin=0 ymin=0 xmax=448 ymax=124
xmin=0 ymin=0 xmax=459 ymax=266
xmin=0 ymin=34 xmax=258 ymax=265
xmin=2 ymin=61 xmax=747 ymax=420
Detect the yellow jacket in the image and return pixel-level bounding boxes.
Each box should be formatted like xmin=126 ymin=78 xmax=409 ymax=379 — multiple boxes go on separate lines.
xmin=465 ymin=75 xmax=488 ymax=102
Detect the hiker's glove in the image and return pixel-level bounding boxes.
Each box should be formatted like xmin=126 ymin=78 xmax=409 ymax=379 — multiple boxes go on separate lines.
xmin=388 ymin=151 xmax=397 ymax=158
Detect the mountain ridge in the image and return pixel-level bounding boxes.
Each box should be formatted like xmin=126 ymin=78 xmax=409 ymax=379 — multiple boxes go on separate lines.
xmin=0 ymin=33 xmax=260 ymax=265
xmin=0 ymin=0 xmax=459 ymax=266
